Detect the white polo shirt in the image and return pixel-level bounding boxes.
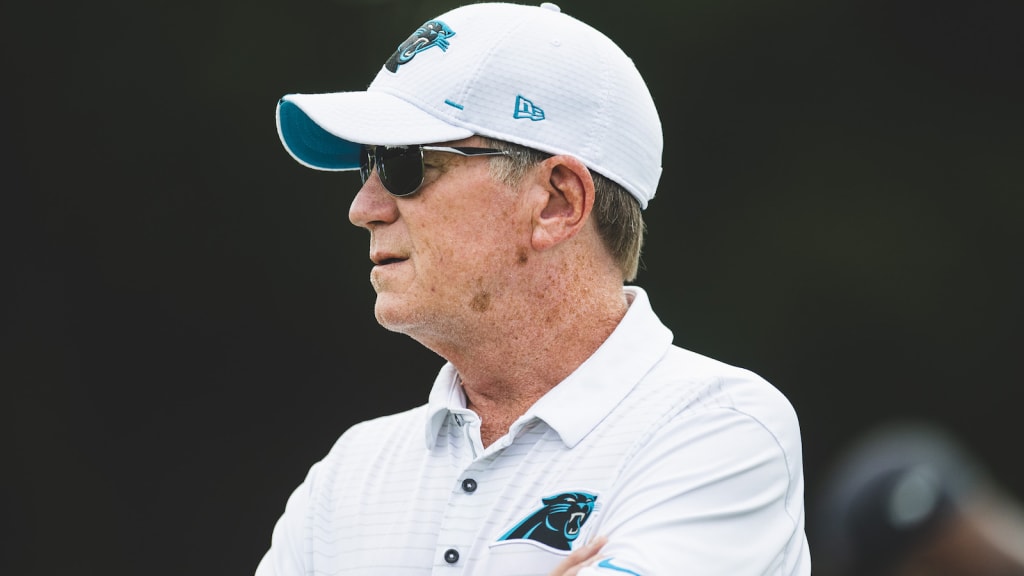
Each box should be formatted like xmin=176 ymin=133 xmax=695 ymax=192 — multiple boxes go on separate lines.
xmin=255 ymin=286 xmax=811 ymax=575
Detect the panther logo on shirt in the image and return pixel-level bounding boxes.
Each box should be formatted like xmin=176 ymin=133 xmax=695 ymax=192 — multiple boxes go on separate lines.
xmin=497 ymin=491 xmax=598 ymax=550
xmin=384 ymin=20 xmax=455 ymax=73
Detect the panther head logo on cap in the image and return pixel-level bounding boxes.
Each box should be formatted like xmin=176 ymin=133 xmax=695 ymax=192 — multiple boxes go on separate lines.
xmin=384 ymin=20 xmax=456 ymax=73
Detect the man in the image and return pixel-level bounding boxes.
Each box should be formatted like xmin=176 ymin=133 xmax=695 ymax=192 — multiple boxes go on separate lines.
xmin=258 ymin=2 xmax=810 ymax=575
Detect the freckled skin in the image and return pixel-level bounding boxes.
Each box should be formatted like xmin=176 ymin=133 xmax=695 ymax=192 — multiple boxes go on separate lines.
xmin=470 ymin=291 xmax=491 ymax=312
xmin=352 ymin=143 xmax=519 ymax=339
xmin=349 ymin=136 xmax=628 ymax=449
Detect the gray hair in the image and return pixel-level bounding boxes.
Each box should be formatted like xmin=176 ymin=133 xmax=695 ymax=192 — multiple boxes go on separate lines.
xmin=482 ymin=138 xmax=646 ymax=282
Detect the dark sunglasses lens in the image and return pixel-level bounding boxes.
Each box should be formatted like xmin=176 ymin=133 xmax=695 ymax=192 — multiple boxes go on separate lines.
xmin=359 ymin=147 xmax=373 ymax=184
xmin=378 ymin=146 xmax=423 ymax=197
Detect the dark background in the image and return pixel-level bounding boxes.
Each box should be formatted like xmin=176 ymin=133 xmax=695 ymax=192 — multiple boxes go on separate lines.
xmin=3 ymin=0 xmax=1021 ymax=574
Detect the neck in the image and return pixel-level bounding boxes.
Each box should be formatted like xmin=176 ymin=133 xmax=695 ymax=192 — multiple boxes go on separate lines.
xmin=448 ymin=278 xmax=628 ymax=446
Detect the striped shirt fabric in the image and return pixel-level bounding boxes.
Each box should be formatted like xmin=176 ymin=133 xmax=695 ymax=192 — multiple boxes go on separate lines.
xmin=255 ymin=286 xmax=811 ymax=575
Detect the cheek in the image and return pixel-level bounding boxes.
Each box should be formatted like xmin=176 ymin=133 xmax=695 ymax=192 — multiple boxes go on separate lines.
xmin=407 ymin=212 xmax=459 ymax=266
xmin=515 ymin=246 xmax=529 ymax=266
xmin=428 ymin=208 xmax=512 ymax=259
xmin=410 ymin=184 xmax=529 ymax=277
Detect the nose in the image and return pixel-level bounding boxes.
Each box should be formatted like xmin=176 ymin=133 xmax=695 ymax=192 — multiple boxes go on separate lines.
xmin=348 ymin=169 xmax=399 ymax=229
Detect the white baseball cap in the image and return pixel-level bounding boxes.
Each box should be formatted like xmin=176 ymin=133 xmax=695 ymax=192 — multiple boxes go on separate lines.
xmin=276 ymin=2 xmax=663 ymax=209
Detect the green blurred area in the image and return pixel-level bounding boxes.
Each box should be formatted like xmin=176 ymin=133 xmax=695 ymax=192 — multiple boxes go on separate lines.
xmin=3 ymin=0 xmax=1021 ymax=574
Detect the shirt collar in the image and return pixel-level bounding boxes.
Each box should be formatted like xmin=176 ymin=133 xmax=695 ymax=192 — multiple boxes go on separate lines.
xmin=425 ymin=363 xmax=465 ymax=448
xmin=424 ymin=286 xmax=674 ymax=449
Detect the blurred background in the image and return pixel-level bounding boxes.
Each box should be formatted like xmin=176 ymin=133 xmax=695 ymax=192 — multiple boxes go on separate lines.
xmin=3 ymin=0 xmax=1021 ymax=573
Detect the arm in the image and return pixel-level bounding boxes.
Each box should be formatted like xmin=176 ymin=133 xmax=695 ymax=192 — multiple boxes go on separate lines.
xmin=576 ymin=407 xmax=809 ymax=575
xmin=254 ymin=463 xmax=321 ymax=576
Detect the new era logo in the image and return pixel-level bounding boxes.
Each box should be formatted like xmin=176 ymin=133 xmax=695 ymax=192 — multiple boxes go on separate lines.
xmin=513 ymin=95 xmax=545 ymax=121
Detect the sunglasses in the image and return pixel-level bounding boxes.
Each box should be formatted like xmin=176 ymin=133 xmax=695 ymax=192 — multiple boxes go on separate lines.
xmin=359 ymin=144 xmax=511 ymax=197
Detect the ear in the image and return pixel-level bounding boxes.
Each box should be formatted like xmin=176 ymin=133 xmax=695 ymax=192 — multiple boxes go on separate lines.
xmin=531 ymin=155 xmax=595 ymax=251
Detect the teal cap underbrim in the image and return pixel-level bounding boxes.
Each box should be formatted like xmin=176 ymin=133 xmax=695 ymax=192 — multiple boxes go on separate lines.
xmin=277 ymin=99 xmax=360 ymax=171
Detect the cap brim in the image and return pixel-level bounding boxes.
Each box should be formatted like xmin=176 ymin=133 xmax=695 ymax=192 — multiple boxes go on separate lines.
xmin=276 ymin=91 xmax=475 ymax=171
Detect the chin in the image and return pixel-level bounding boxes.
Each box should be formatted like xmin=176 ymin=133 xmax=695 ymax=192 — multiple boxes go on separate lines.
xmin=373 ymin=296 xmax=415 ymax=333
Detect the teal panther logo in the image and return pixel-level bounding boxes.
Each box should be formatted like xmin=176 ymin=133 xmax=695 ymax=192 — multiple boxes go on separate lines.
xmin=384 ymin=20 xmax=455 ymax=73
xmin=498 ymin=491 xmax=597 ymax=550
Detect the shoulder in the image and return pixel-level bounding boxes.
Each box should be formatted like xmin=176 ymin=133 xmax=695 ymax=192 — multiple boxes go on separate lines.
xmin=650 ymin=345 xmax=798 ymax=422
xmin=628 ymin=345 xmax=804 ymax=468
xmin=326 ymin=404 xmax=431 ymax=457
xmin=300 ymin=404 xmax=431 ymax=487
xmin=590 ymin=346 xmax=809 ymax=573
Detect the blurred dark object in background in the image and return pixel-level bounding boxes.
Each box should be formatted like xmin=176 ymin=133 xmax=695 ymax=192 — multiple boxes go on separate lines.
xmin=811 ymin=420 xmax=1024 ymax=576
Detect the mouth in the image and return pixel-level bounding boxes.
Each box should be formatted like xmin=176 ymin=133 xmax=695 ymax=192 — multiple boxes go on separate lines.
xmin=370 ymin=251 xmax=407 ymax=266
xmin=567 ymin=512 xmax=586 ymax=534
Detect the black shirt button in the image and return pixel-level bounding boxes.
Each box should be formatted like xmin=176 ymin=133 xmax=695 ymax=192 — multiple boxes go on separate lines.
xmin=444 ymin=548 xmax=460 ymax=564
xmin=461 ymin=478 xmax=478 ymax=493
